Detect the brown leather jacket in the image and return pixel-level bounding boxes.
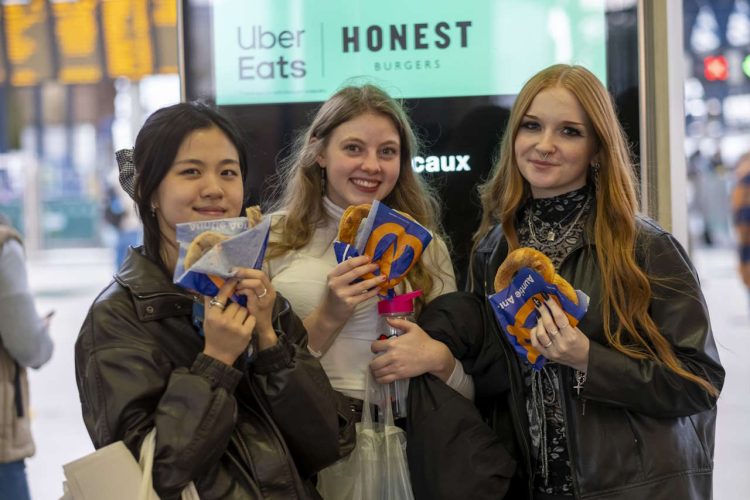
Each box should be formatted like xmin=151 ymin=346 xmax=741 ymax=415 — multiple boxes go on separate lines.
xmin=468 ymin=216 xmax=725 ymax=500
xmin=75 ymin=247 xmax=353 ymax=499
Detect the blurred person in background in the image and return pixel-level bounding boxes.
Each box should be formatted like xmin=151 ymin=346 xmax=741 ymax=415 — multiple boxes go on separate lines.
xmin=103 ymin=175 xmax=142 ymax=269
xmin=697 ymin=149 xmax=732 ymax=247
xmin=0 ymin=213 xmax=54 ymax=500
xmin=732 ymin=152 xmax=750 ymax=310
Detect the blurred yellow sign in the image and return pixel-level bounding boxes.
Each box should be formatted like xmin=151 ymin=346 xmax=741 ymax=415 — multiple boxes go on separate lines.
xmin=51 ymin=0 xmax=103 ymax=84
xmin=152 ymin=0 xmax=177 ymax=74
xmin=101 ymin=0 xmax=154 ymax=79
xmin=3 ymin=0 xmax=55 ymax=86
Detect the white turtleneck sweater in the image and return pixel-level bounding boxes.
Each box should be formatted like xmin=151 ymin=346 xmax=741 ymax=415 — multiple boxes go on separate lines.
xmin=266 ymin=197 xmax=472 ymax=400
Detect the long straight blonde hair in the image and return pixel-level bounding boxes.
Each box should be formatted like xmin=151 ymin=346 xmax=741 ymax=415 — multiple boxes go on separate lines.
xmin=474 ymin=64 xmax=718 ymax=397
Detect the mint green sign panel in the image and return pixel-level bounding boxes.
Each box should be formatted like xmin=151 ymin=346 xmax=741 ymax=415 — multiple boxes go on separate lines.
xmin=213 ymin=0 xmax=607 ymax=105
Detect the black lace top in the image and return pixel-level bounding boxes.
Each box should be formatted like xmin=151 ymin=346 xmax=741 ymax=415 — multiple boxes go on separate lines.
xmin=516 ymin=185 xmax=592 ymax=496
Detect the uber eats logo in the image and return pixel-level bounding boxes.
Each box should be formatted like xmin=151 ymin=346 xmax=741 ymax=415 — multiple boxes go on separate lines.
xmin=412 ymin=155 xmax=471 ymax=173
xmin=341 ymin=21 xmax=473 ymax=72
xmin=236 ymin=26 xmax=307 ymax=79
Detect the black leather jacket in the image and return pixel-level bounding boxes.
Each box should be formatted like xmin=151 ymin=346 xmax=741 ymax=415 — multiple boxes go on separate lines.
xmin=469 ymin=216 xmax=725 ymax=500
xmin=75 ymin=247 xmax=351 ymax=499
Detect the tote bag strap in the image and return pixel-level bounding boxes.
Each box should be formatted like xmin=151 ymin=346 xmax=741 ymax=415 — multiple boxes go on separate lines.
xmin=138 ymin=429 xmax=159 ymax=500
xmin=137 ymin=428 xmax=201 ymax=500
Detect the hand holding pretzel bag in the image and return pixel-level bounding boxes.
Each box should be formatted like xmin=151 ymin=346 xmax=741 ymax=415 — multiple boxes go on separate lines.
xmin=173 ymin=207 xmax=269 ymax=306
xmin=333 ymin=200 xmax=432 ymax=298
xmin=488 ymin=248 xmax=589 ymax=370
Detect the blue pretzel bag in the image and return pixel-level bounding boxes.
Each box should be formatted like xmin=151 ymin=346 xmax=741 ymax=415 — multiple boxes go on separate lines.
xmin=488 ymin=267 xmax=589 ymax=370
xmin=174 ymin=216 xmax=271 ymax=306
xmin=333 ymin=200 xmax=432 ymax=299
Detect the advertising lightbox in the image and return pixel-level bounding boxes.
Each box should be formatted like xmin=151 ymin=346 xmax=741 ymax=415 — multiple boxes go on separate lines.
xmin=210 ymin=0 xmax=607 ymax=105
xmin=181 ymin=0 xmax=639 ymax=285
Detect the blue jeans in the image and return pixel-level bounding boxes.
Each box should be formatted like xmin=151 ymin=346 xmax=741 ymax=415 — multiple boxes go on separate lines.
xmin=0 ymin=460 xmax=31 ymax=500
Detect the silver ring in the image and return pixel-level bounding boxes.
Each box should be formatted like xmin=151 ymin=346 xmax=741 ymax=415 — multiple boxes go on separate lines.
xmin=542 ymin=340 xmax=553 ymax=348
xmin=256 ymin=287 xmax=268 ymax=299
xmin=549 ymin=329 xmax=559 ymax=336
xmin=209 ymin=297 xmax=226 ymax=310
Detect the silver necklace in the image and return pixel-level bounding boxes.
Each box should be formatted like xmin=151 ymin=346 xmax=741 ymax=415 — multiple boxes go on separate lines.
xmin=527 ymin=197 xmax=590 ymax=246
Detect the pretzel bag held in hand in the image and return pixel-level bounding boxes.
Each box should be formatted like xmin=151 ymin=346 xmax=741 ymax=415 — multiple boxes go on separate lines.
xmin=488 ymin=267 xmax=589 ymax=370
xmin=333 ymin=200 xmax=432 ymax=299
xmin=173 ymin=215 xmax=270 ymax=305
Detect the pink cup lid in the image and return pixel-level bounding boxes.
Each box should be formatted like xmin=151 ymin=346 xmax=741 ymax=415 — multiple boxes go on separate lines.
xmin=377 ymin=290 xmax=422 ymax=315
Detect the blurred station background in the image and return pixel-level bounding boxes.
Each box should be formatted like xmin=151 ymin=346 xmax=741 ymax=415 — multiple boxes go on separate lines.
xmin=0 ymin=0 xmax=747 ymax=499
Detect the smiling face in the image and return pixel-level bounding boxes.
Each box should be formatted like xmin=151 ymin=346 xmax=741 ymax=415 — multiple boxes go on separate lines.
xmin=152 ymin=126 xmax=244 ymax=247
xmin=317 ymin=111 xmax=401 ymax=208
xmin=514 ymin=86 xmax=599 ymax=198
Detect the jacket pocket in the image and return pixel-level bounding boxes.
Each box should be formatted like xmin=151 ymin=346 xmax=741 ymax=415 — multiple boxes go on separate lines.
xmin=628 ymin=410 xmax=714 ymax=474
xmin=570 ymin=405 xmax=644 ymax=493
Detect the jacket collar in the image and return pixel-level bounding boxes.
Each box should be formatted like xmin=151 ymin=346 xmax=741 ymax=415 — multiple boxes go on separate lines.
xmin=115 ymin=247 xmax=195 ymax=322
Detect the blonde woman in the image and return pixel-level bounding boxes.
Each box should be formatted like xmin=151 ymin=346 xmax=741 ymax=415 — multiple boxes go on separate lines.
xmin=265 ymin=84 xmax=472 ymax=428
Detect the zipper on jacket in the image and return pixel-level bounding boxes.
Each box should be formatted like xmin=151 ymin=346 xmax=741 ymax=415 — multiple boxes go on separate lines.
xmin=246 ymin=381 xmax=299 ymax=498
xmin=482 ymin=250 xmax=535 ymax=495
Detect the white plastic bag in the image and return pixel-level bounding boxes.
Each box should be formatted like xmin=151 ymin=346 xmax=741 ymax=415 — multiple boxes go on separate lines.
xmin=317 ymin=372 xmax=414 ymax=500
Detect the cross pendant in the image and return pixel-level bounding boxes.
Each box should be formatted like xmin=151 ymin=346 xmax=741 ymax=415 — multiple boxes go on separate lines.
xmin=574 ymin=378 xmax=585 ymax=393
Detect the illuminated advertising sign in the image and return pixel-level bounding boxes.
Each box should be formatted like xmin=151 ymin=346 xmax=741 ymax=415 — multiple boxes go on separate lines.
xmin=212 ymin=0 xmax=607 ymax=105
xmin=50 ymin=0 xmax=103 ymax=84
xmin=101 ymin=0 xmax=153 ymax=79
xmin=3 ymin=0 xmax=55 ymax=86
xmin=152 ymin=0 xmax=178 ymax=74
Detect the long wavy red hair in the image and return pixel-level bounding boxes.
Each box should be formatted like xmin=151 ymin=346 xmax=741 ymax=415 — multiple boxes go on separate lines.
xmin=474 ymin=64 xmax=717 ymax=396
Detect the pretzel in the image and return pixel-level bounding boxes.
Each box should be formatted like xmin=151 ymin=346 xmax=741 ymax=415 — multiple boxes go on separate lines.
xmin=246 ymin=205 xmax=262 ymax=227
xmin=337 ymin=204 xmax=371 ymax=244
xmin=494 ymin=247 xmax=577 ymax=304
xmin=183 ymin=231 xmax=229 ymax=269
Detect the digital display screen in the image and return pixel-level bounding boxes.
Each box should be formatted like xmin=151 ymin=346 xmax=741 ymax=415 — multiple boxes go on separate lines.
xmin=3 ymin=0 xmax=55 ymax=86
xmin=212 ymin=0 xmax=607 ymax=105
xmin=182 ymin=0 xmax=639 ymax=285
xmin=50 ymin=0 xmax=103 ymax=84
xmin=101 ymin=0 xmax=153 ymax=80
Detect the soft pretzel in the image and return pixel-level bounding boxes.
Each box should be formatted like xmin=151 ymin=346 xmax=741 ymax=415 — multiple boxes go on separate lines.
xmin=246 ymin=205 xmax=262 ymax=227
xmin=552 ymin=274 xmax=577 ymax=304
xmin=337 ymin=204 xmax=371 ymax=244
xmin=494 ymin=247 xmax=577 ymax=304
xmin=184 ymin=231 xmax=229 ymax=269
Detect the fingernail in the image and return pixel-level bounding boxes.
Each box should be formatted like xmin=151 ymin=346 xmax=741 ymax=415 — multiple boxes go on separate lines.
xmin=542 ymin=292 xmax=550 ymax=300
xmin=532 ymin=297 xmax=542 ymax=307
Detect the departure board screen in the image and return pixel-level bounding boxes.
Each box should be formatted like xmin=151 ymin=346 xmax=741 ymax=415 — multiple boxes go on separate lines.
xmin=3 ymin=0 xmax=55 ymax=86
xmin=100 ymin=0 xmax=153 ymax=79
xmin=50 ymin=0 xmax=103 ymax=84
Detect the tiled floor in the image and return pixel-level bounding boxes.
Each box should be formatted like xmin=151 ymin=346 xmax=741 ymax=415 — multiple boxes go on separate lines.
xmin=22 ymin=245 xmax=749 ymax=499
